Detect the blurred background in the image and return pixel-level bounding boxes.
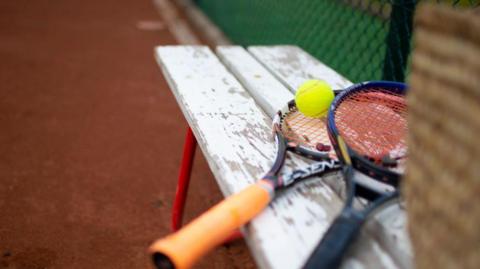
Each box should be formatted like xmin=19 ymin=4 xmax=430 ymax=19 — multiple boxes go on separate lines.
xmin=195 ymin=0 xmax=478 ymax=82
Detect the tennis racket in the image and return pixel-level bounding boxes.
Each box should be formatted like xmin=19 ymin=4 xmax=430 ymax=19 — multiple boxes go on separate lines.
xmin=303 ymin=81 xmax=407 ymax=269
xmin=149 ymin=95 xmax=345 ymax=269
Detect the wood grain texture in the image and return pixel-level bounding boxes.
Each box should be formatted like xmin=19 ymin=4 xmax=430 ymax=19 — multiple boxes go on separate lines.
xmin=155 ymin=46 xmax=270 ymax=194
xmin=216 ymin=46 xmax=292 ymax=117
xmin=248 ymin=45 xmax=353 ymax=92
xmin=155 ymin=45 xmax=412 ymax=269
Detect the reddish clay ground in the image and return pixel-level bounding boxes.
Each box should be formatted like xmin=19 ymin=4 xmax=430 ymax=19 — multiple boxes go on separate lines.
xmin=0 ymin=0 xmax=254 ymax=268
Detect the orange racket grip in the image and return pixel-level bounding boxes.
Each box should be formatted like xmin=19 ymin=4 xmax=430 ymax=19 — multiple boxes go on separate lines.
xmin=149 ymin=180 xmax=273 ymax=269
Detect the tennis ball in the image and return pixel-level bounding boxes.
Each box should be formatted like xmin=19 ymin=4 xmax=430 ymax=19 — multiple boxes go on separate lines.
xmin=295 ymin=79 xmax=334 ymax=117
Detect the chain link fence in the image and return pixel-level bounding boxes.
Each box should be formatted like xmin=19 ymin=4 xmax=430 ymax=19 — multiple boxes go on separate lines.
xmin=195 ymin=0 xmax=479 ymax=82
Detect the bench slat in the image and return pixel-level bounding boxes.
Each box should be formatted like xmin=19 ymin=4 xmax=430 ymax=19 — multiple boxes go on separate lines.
xmin=155 ymin=46 xmax=272 ymax=194
xmin=155 ymin=46 xmax=343 ymax=269
xmin=216 ymin=46 xmax=292 ymax=117
xmin=248 ymin=45 xmax=353 ymax=92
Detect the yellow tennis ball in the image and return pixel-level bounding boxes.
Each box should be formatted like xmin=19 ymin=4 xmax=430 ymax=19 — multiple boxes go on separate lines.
xmin=295 ymin=79 xmax=334 ymax=117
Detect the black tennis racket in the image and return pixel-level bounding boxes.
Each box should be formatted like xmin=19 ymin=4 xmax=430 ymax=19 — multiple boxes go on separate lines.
xmin=303 ymin=81 xmax=407 ymax=269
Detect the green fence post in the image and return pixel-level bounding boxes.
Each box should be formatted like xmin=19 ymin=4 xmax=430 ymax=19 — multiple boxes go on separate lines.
xmin=382 ymin=0 xmax=418 ymax=82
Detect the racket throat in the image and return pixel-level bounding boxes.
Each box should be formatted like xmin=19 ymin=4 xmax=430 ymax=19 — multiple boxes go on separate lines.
xmin=278 ymin=160 xmax=341 ymax=187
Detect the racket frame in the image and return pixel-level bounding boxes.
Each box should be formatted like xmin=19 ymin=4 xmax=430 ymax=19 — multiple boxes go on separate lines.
xmin=327 ymin=81 xmax=406 ymax=187
xmin=303 ymin=81 xmax=407 ymax=269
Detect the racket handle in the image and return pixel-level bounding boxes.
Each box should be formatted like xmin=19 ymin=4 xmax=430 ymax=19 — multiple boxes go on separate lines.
xmin=149 ymin=180 xmax=273 ymax=269
xmin=303 ymin=209 xmax=365 ymax=269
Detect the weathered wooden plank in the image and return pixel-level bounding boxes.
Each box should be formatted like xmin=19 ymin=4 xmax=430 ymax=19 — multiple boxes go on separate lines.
xmin=216 ymin=46 xmax=292 ymax=117
xmin=155 ymin=46 xmax=343 ymax=269
xmin=246 ymin=45 xmax=412 ymax=268
xmin=248 ymin=45 xmax=353 ymax=92
xmin=155 ymin=46 xmax=269 ymax=194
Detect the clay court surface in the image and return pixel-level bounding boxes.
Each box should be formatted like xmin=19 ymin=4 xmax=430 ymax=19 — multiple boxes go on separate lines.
xmin=0 ymin=0 xmax=254 ymax=268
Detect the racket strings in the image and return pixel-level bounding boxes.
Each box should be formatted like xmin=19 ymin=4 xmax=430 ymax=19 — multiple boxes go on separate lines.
xmin=280 ymin=110 xmax=333 ymax=154
xmin=334 ymin=88 xmax=407 ymax=167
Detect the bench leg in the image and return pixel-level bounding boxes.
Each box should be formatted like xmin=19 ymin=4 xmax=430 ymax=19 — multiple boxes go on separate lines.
xmin=171 ymin=126 xmax=243 ymax=243
xmin=172 ymin=127 xmax=197 ymax=231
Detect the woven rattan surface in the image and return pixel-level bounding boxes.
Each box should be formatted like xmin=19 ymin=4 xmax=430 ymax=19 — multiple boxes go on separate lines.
xmin=405 ymin=4 xmax=480 ymax=269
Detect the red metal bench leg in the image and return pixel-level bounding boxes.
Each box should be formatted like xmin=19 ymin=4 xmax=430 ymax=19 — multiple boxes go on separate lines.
xmin=171 ymin=126 xmax=243 ymax=243
xmin=172 ymin=127 xmax=197 ymax=231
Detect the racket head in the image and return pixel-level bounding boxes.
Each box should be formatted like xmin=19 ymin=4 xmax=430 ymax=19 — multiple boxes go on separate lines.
xmin=327 ymin=81 xmax=407 ymax=187
xmin=273 ymin=100 xmax=336 ymax=161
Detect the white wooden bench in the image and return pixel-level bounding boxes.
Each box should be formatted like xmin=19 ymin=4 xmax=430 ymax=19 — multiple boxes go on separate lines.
xmin=154 ymin=45 xmax=412 ymax=269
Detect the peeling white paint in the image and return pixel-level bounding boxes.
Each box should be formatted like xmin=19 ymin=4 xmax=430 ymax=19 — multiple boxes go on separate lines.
xmin=154 ymin=45 xmax=412 ymax=269
xmin=248 ymin=46 xmax=353 ymax=92
xmin=216 ymin=46 xmax=293 ymax=118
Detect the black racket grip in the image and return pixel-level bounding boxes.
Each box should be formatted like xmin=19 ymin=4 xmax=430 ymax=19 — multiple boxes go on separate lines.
xmin=303 ymin=210 xmax=365 ymax=269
